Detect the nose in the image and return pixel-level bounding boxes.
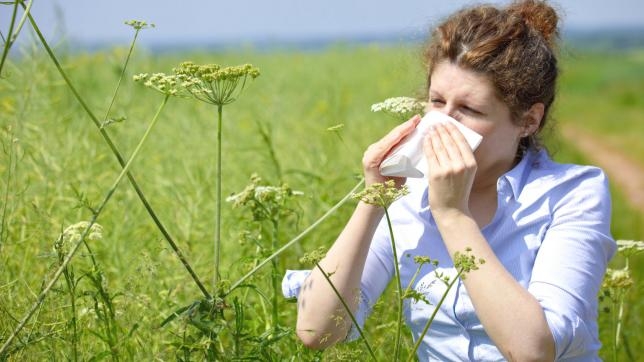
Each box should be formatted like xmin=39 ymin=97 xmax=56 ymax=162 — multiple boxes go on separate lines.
xmin=426 ymin=99 xmax=458 ymax=120
xmin=435 ymin=106 xmax=457 ymax=120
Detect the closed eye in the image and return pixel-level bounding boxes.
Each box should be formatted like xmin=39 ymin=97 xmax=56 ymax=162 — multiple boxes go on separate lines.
xmin=462 ymin=105 xmax=483 ymax=116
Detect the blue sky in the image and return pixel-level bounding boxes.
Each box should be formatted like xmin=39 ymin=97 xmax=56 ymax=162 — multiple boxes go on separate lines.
xmin=4 ymin=0 xmax=644 ymax=47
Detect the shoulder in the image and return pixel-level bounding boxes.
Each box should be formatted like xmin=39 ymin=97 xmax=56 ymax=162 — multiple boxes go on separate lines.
xmin=523 ymin=151 xmax=611 ymax=203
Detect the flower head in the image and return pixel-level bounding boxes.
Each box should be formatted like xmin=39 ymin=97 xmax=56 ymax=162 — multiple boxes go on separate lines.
xmin=54 ymin=221 xmax=104 ymax=260
xmin=352 ymin=180 xmax=409 ymax=208
xmin=616 ymin=239 xmax=644 ymax=257
xmin=602 ymin=268 xmax=634 ymax=290
xmin=371 ymin=96 xmax=427 ymax=121
xmin=132 ymin=72 xmax=186 ymax=97
xmin=227 ymin=174 xmax=303 ymax=221
xmin=173 ymin=61 xmax=260 ymax=105
xmin=299 ymin=247 xmax=327 ymax=265
xmin=453 ymin=247 xmax=485 ymax=280
xmin=134 ymin=62 xmax=260 ymax=105
xmin=124 ymin=20 xmax=155 ymax=30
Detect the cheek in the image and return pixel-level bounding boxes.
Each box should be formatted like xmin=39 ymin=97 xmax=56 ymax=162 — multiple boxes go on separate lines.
xmin=461 ymin=119 xmax=494 ymax=142
xmin=473 ymin=124 xmax=520 ymax=156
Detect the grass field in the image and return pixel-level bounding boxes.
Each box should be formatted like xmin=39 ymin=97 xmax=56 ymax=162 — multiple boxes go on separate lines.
xmin=1 ymin=31 xmax=643 ymax=361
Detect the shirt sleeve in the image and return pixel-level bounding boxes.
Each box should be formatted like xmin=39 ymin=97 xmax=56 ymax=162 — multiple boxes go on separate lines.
xmin=281 ymin=212 xmax=395 ymax=342
xmin=345 ymin=215 xmax=396 ymax=340
xmin=528 ymin=167 xmax=616 ymax=360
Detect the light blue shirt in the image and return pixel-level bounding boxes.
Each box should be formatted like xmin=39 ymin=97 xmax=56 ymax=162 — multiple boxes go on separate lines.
xmin=283 ymin=150 xmax=616 ymax=361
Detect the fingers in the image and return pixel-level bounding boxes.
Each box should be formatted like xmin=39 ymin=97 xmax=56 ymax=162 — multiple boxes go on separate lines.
xmin=363 ymin=114 xmax=421 ymax=186
xmin=443 ymin=122 xmax=477 ymax=166
xmin=379 ymin=114 xmax=422 ymax=153
xmin=363 ymin=114 xmax=421 ymax=166
xmin=423 ymin=122 xmax=476 ymax=170
xmin=423 ymin=122 xmax=478 ymax=213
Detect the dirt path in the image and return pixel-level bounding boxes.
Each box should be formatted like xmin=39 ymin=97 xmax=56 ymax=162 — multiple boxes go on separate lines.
xmin=561 ymin=125 xmax=644 ymax=213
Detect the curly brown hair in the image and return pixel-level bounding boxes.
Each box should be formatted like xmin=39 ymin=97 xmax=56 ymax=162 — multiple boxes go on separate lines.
xmin=424 ymin=0 xmax=559 ymax=153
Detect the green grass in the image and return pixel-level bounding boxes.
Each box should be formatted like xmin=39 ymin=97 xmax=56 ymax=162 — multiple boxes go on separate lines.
xmin=1 ymin=37 xmax=643 ymax=361
xmin=557 ymin=48 xmax=644 ymax=164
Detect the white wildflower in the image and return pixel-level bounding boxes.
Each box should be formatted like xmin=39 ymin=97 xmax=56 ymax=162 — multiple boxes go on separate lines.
xmin=54 ymin=221 xmax=104 ymax=256
xmin=603 ymin=268 xmax=633 ymax=289
xmin=371 ymin=97 xmax=427 ymax=120
xmin=616 ymin=239 xmax=644 ymax=257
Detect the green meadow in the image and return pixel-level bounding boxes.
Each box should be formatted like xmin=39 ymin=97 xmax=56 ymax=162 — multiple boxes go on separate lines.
xmin=1 ymin=31 xmax=643 ymax=360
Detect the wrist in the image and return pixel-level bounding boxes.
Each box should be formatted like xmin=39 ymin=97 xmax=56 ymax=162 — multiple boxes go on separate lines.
xmin=431 ymin=207 xmax=472 ymax=226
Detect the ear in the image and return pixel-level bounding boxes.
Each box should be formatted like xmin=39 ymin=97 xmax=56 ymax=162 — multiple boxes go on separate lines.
xmin=522 ymin=103 xmax=544 ymax=136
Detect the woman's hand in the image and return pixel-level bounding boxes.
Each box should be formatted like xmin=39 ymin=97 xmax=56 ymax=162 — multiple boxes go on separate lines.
xmin=423 ymin=122 xmax=477 ymax=214
xmin=362 ymin=115 xmax=421 ymax=187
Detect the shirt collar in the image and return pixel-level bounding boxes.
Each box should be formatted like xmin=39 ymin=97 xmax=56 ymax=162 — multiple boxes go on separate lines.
xmin=501 ymin=149 xmax=543 ymax=199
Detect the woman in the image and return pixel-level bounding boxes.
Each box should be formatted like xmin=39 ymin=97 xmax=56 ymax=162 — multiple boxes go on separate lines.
xmin=283 ymin=1 xmax=616 ymax=360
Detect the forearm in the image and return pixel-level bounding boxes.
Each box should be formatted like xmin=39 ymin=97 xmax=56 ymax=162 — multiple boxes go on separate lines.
xmin=296 ymin=202 xmax=384 ymax=349
xmin=434 ymin=210 xmax=555 ymax=361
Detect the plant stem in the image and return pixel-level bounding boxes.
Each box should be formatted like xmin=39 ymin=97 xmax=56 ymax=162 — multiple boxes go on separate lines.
xmin=224 ymin=178 xmax=364 ymax=296
xmin=101 ymin=27 xmax=141 ymax=127
xmin=0 ymin=0 xmax=33 ymax=77
xmin=315 ymin=262 xmax=377 ymax=361
xmin=214 ymin=104 xmax=223 ymax=288
xmin=0 ymin=0 xmax=18 ymax=77
xmin=62 ymin=267 xmax=78 ymax=362
xmin=612 ymin=296 xmax=618 ymax=362
xmin=384 ymin=208 xmax=404 ymax=361
xmin=271 ymin=219 xmax=279 ymax=332
xmin=0 ymin=128 xmax=16 ymax=247
xmin=22 ymin=7 xmax=211 ymax=300
xmin=0 ymin=95 xmax=170 ymax=355
xmin=407 ymin=269 xmax=464 ymax=361
xmin=614 ymin=258 xmax=629 ymax=361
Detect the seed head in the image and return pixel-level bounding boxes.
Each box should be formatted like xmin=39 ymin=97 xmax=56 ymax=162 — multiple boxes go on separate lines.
xmin=134 ymin=62 xmax=260 ymax=105
xmin=352 ymin=180 xmax=409 ymax=208
xmin=299 ymin=247 xmax=327 ymax=265
xmin=124 ymin=20 xmax=155 ymax=30
xmin=172 ymin=61 xmax=260 ymax=105
xmin=413 ymin=255 xmax=435 ymax=266
xmin=453 ymin=248 xmax=484 ymax=280
xmin=133 ymin=72 xmax=185 ymax=97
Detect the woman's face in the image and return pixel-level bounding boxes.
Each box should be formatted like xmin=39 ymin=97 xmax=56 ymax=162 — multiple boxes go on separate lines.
xmin=427 ymin=61 xmax=525 ymax=181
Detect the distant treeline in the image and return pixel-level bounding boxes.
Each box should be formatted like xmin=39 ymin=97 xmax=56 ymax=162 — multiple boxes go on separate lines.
xmin=10 ymin=26 xmax=644 ymax=55
xmin=563 ymin=27 xmax=644 ymax=51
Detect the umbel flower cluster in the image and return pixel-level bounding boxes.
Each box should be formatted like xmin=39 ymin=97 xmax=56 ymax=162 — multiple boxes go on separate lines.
xmin=371 ymin=96 xmax=427 ymax=121
xmin=601 ymin=240 xmax=644 ymax=295
xmin=226 ymin=174 xmax=303 ymax=221
xmin=124 ymin=20 xmax=155 ymax=30
xmin=452 ymin=247 xmax=486 ymax=279
xmin=53 ymin=221 xmax=104 ymax=258
xmin=352 ymin=180 xmax=409 ymax=209
xmin=615 ymin=239 xmax=644 ymax=256
xmin=134 ymin=62 xmax=260 ymax=105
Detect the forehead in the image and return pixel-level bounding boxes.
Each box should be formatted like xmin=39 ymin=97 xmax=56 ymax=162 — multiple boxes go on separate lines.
xmin=429 ymin=61 xmax=499 ymax=103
